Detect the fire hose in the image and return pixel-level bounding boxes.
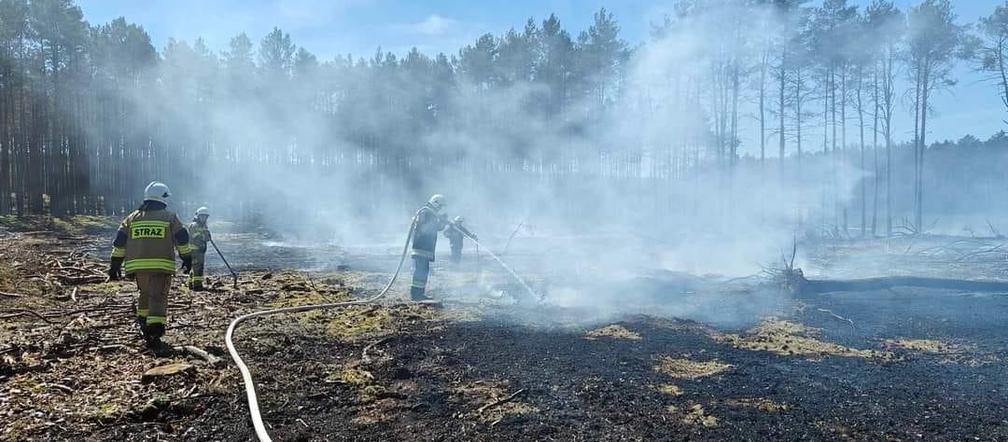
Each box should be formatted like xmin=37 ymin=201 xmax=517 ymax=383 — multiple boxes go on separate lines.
xmin=225 ymin=215 xmax=537 ymax=442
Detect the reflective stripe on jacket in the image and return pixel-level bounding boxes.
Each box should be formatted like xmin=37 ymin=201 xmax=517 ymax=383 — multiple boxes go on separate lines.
xmin=188 ymin=221 xmax=210 ymax=254
xmin=113 ymin=208 xmax=191 ymax=274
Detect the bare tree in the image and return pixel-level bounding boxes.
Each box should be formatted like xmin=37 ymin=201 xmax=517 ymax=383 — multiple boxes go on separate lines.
xmin=978 ymin=1 xmax=1008 ymax=125
xmin=905 ymin=0 xmax=968 ymax=231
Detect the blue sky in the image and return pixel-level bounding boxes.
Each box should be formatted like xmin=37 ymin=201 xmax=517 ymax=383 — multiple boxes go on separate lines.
xmin=76 ymin=0 xmax=1008 ymax=149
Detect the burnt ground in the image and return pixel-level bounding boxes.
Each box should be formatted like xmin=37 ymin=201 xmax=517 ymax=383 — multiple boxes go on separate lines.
xmin=2 ymin=224 xmax=1008 ymax=441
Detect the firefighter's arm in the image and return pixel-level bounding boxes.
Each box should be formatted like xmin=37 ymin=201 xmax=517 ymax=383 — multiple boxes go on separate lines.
xmin=108 ymin=219 xmax=129 ymax=280
xmin=172 ymin=216 xmax=193 ymax=272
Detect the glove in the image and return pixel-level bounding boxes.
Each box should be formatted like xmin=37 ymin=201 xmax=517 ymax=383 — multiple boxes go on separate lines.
xmin=108 ymin=258 xmax=123 ymax=281
xmin=180 ymin=254 xmax=193 ymax=274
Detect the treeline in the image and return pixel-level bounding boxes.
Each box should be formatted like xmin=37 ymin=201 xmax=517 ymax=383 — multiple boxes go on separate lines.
xmin=1 ymin=0 xmax=1008 ymax=237
xmin=0 ymin=0 xmax=631 ymax=219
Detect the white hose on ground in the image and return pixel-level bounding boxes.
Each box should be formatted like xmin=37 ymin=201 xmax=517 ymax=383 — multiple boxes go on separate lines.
xmin=225 ymin=215 xmax=537 ymax=442
xmin=225 ymin=219 xmax=416 ymax=442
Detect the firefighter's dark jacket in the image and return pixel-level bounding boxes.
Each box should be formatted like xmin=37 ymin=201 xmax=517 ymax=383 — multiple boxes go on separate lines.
xmin=444 ymin=223 xmax=473 ymax=247
xmin=411 ymin=205 xmax=447 ymax=260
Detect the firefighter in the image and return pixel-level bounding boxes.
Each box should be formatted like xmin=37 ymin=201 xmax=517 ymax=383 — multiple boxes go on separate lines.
xmin=187 ymin=206 xmax=211 ymax=291
xmin=108 ymin=181 xmax=192 ymax=354
xmin=410 ymin=194 xmax=449 ymax=301
xmin=444 ymin=216 xmax=477 ymax=264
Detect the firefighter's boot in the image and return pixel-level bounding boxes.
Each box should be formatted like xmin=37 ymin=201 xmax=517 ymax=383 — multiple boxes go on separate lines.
xmin=142 ymin=323 xmax=172 ymax=356
xmin=410 ymin=286 xmax=433 ymax=302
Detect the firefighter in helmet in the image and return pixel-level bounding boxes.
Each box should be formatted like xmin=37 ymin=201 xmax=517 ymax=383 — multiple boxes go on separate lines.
xmin=108 ymin=181 xmax=192 ymax=354
xmin=410 ymin=194 xmax=449 ymax=301
xmin=444 ymin=216 xmax=477 ymax=264
xmin=187 ymin=207 xmax=211 ymax=291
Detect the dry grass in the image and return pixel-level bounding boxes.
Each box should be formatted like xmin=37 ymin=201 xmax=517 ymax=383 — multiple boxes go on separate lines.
xmin=725 ymin=398 xmax=789 ymax=412
xmin=326 ymin=367 xmax=374 ymax=385
xmin=451 ymin=381 xmax=538 ymax=423
xmin=668 ymin=403 xmax=719 ymax=428
xmin=718 ymin=319 xmax=894 ymax=360
xmin=654 ymin=356 xmax=731 ymax=380
xmin=881 ymin=338 xmax=959 ymax=354
xmin=655 ymin=383 xmax=683 ymax=396
xmin=586 ymin=324 xmax=641 ymax=341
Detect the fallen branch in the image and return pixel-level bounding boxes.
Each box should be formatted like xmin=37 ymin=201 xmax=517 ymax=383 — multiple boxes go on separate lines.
xmin=501 ymin=220 xmax=525 ymax=255
xmin=954 ymin=243 xmax=1006 ymax=262
xmin=175 ymin=345 xmax=222 ymax=366
xmin=303 ymin=272 xmax=319 ymax=292
xmin=0 ymin=309 xmax=55 ymax=323
xmin=54 ymin=275 xmax=106 ymax=285
xmin=0 ymin=292 xmax=25 ymax=298
xmin=987 ymin=219 xmax=1003 ymax=238
xmin=478 ymin=388 xmax=526 ymax=414
xmin=53 ymin=266 xmax=102 ymax=275
xmin=801 ymin=276 xmax=1008 ymax=294
xmin=47 ymin=383 xmax=75 ymax=394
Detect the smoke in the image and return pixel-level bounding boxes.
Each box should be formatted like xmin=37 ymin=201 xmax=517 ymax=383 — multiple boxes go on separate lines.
xmin=117 ymin=3 xmax=870 ymax=326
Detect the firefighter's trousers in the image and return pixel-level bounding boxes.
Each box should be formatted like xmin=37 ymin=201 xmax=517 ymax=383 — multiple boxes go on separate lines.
xmin=188 ymin=252 xmax=206 ymax=288
xmin=135 ymin=272 xmax=171 ymax=328
xmin=410 ymin=256 xmax=431 ymax=299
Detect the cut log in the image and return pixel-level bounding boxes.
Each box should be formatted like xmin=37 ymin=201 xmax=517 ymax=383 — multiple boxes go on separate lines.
xmin=142 ymin=362 xmax=194 ymax=382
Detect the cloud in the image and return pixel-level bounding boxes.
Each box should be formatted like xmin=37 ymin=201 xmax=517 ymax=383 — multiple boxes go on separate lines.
xmin=409 ymin=14 xmax=457 ymax=36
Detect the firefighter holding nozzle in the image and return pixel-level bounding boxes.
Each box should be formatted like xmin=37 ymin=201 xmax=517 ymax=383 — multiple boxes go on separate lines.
xmin=444 ymin=216 xmax=477 ymax=264
xmin=409 ymin=194 xmax=476 ymax=300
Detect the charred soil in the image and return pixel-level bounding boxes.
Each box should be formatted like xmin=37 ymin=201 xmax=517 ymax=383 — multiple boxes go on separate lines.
xmin=1 ymin=230 xmax=1007 ymax=441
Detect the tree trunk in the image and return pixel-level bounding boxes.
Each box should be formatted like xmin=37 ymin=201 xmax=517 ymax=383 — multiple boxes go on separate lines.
xmin=917 ymin=61 xmax=931 ymax=231
xmin=912 ymin=59 xmax=922 ymax=233
xmin=856 ymin=66 xmax=865 ymax=237
xmin=759 ymin=56 xmax=766 ymax=164
xmin=779 ymin=53 xmax=786 ymax=161
xmin=871 ymin=62 xmax=880 ymax=237
xmin=795 ymin=65 xmax=802 ymax=161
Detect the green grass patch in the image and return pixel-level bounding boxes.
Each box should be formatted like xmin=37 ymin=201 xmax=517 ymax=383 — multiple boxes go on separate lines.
xmin=0 ymin=215 xmax=118 ymax=235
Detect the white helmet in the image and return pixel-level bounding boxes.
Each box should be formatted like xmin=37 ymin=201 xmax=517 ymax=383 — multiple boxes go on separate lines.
xmin=195 ymin=206 xmax=210 ymax=217
xmin=453 ymin=216 xmax=464 ymax=224
xmin=143 ymin=181 xmax=171 ymax=202
xmin=428 ymin=194 xmax=446 ymax=212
